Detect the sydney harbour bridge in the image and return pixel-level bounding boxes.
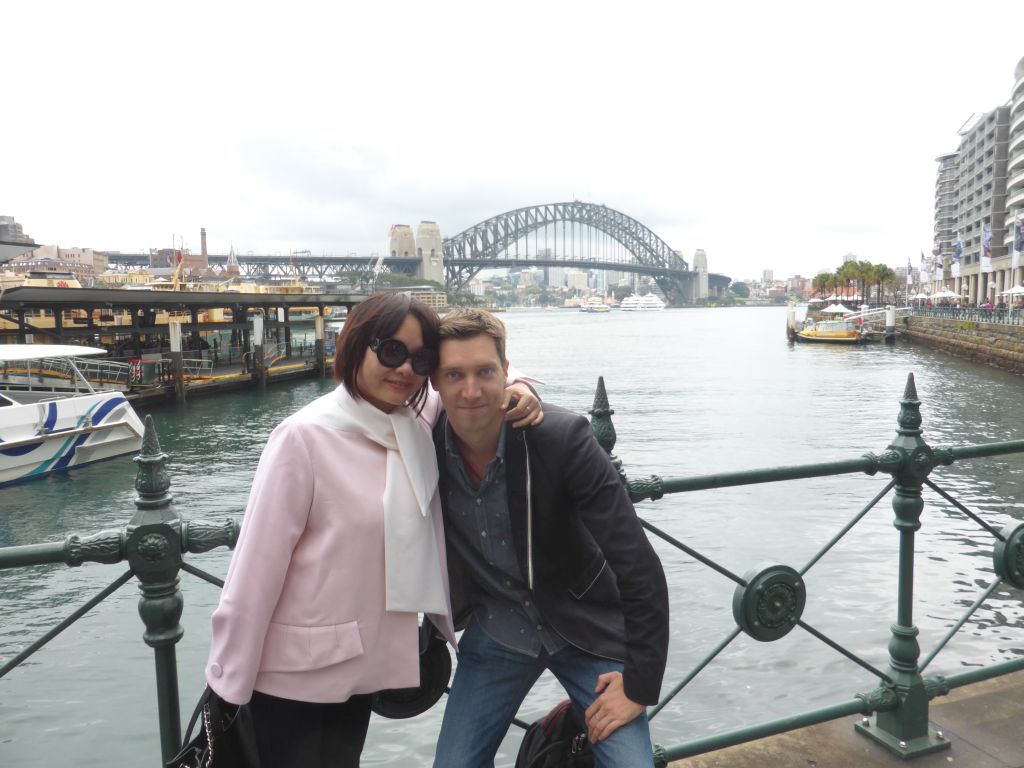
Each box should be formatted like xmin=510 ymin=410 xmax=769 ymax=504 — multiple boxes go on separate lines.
xmin=104 ymin=202 xmax=730 ymax=303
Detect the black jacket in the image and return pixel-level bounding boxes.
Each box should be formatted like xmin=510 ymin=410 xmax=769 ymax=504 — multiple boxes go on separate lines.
xmin=434 ymin=405 xmax=669 ymax=705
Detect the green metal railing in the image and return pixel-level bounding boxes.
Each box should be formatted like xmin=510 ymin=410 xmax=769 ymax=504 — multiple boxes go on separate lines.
xmin=0 ymin=418 xmax=240 ymax=762
xmin=1 ymin=372 xmax=1023 ymax=765
xmin=585 ymin=372 xmax=1024 ymax=763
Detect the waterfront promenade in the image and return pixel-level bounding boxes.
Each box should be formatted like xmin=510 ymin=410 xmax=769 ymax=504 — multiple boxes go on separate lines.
xmin=672 ymin=670 xmax=1024 ymax=766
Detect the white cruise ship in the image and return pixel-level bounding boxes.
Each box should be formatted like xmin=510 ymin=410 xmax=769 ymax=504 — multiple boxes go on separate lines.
xmin=619 ymin=293 xmax=666 ymax=311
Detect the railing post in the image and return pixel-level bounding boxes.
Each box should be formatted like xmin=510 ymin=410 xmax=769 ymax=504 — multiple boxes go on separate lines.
xmin=856 ymin=374 xmax=949 ymax=758
xmin=125 ymin=416 xmax=184 ymax=763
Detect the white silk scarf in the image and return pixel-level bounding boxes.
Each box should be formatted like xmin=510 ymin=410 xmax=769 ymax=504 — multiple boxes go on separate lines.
xmin=326 ymin=385 xmax=448 ymax=614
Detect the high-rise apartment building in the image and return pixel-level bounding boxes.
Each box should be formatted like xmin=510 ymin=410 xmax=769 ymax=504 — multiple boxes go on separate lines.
xmin=1006 ymin=57 xmax=1024 ymax=287
xmin=958 ymin=106 xmax=1010 ymax=303
xmin=934 ymin=55 xmax=1023 ymax=303
xmin=933 ymin=152 xmax=959 ymax=278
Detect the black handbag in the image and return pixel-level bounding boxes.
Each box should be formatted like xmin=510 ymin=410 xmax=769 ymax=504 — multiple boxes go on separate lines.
xmin=166 ymin=686 xmax=261 ymax=768
xmin=370 ymin=621 xmax=452 ymax=719
xmin=515 ymin=699 xmax=594 ymax=768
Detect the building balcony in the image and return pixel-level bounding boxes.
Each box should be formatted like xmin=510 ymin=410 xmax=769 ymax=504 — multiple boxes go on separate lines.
xmin=1010 ymin=130 xmax=1024 ymax=156
xmin=1011 ymin=110 xmax=1024 ymax=138
xmin=1007 ymin=185 xmax=1024 ymax=211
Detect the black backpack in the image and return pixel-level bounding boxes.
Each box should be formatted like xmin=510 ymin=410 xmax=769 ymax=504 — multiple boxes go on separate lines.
xmin=515 ymin=700 xmax=595 ymax=768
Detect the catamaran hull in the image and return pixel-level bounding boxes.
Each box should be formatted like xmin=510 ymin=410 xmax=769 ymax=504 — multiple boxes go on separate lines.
xmin=0 ymin=392 xmax=144 ymax=486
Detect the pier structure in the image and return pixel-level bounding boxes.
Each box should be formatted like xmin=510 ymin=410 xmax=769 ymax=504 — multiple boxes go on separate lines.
xmin=0 ymin=285 xmax=359 ymax=351
xmin=2 ymin=376 xmax=1024 ymax=764
xmin=0 ymin=286 xmax=362 ymax=401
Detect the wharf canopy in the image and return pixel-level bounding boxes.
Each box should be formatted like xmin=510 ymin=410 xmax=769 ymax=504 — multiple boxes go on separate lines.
xmin=0 ymin=286 xmax=361 ymax=352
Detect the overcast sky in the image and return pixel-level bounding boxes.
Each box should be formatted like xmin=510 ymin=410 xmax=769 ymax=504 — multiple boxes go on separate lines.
xmin=3 ymin=1 xmax=1022 ymax=282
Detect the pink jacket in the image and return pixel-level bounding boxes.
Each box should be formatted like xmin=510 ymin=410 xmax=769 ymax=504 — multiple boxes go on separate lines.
xmin=205 ymin=387 xmax=455 ymax=705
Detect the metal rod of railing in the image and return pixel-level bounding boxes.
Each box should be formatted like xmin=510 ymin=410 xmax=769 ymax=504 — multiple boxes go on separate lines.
xmin=0 ymin=569 xmax=134 ymax=679
xmin=656 ymin=697 xmax=873 ymax=762
xmin=154 ymin=646 xmax=181 ymax=762
xmin=639 ymin=519 xmax=747 ymax=587
xmin=924 ymin=478 xmax=1008 ymax=541
xmin=796 ymin=620 xmax=893 ymax=685
xmin=800 ymin=479 xmax=895 ymax=575
xmin=947 ymin=439 xmax=1024 ymax=461
xmin=0 ymin=540 xmax=72 ymax=569
xmin=943 ymin=655 xmax=1024 ymax=691
xmin=649 ymin=627 xmax=742 ymax=720
xmin=180 ymin=560 xmax=225 ymax=588
xmin=652 ymin=456 xmax=883 ymax=494
xmin=919 ymin=579 xmax=1005 ymax=673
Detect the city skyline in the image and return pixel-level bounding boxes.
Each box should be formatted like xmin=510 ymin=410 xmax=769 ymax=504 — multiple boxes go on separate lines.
xmin=1 ymin=2 xmax=1022 ymax=281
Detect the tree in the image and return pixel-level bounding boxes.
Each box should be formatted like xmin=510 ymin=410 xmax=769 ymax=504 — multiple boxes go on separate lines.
xmin=730 ymin=281 xmax=750 ymax=298
xmin=869 ymin=264 xmax=893 ymax=304
xmin=837 ymin=261 xmax=859 ymax=301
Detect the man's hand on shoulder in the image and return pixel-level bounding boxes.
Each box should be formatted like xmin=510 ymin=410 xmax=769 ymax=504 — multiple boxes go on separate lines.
xmin=584 ymin=671 xmax=645 ymax=743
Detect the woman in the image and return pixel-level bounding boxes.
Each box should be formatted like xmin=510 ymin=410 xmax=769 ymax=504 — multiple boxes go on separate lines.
xmin=205 ymin=293 xmax=541 ymax=767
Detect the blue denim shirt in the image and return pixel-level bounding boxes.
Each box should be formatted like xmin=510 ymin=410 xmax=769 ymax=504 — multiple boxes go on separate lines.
xmin=443 ymin=421 xmax=566 ymax=657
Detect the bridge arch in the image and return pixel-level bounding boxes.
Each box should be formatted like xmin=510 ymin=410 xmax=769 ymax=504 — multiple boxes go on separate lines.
xmin=442 ymin=202 xmax=691 ymax=299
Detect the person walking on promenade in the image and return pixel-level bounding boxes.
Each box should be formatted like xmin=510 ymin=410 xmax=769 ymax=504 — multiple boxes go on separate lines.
xmin=429 ymin=309 xmax=669 ymax=768
xmin=204 ymin=293 xmax=542 ymax=768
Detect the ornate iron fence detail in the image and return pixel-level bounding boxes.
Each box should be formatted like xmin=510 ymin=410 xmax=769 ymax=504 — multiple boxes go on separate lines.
xmin=588 ymin=373 xmax=1024 ymax=763
xmin=2 ymin=374 xmax=1024 ymax=764
xmin=0 ymin=414 xmax=240 ymax=764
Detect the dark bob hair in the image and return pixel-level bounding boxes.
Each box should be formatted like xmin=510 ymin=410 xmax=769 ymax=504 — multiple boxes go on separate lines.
xmin=333 ymin=292 xmax=440 ymax=413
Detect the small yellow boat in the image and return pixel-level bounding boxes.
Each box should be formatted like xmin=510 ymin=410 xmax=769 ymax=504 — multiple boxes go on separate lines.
xmin=790 ymin=319 xmax=865 ymax=344
xmin=790 ymin=325 xmax=864 ymax=346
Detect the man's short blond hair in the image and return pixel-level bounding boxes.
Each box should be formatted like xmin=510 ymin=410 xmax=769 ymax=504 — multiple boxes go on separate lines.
xmin=439 ymin=308 xmax=507 ymax=363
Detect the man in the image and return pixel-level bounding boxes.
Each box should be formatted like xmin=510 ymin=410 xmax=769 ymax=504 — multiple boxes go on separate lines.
xmin=430 ymin=309 xmax=669 ymax=767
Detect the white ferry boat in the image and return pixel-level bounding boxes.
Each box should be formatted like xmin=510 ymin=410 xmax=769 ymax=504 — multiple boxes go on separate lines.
xmin=0 ymin=345 xmax=145 ymax=486
xmin=619 ymin=293 xmax=666 ymax=311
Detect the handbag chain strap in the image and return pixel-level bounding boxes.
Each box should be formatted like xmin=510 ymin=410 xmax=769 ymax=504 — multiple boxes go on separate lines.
xmin=199 ymin=702 xmax=214 ymax=768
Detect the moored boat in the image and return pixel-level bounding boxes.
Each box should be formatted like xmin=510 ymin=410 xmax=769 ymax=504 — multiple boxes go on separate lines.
xmin=620 ymin=293 xmax=666 ymax=311
xmin=791 ymin=319 xmax=866 ymax=344
xmin=579 ymin=296 xmax=611 ymax=313
xmin=0 ymin=345 xmax=145 ymax=486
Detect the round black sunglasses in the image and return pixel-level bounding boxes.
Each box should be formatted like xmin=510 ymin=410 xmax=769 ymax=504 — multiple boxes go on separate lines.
xmin=370 ymin=337 xmax=437 ymax=375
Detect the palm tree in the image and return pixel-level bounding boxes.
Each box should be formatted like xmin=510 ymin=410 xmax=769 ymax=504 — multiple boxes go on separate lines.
xmin=873 ymin=264 xmax=896 ymax=304
xmin=837 ymin=261 xmax=858 ymax=302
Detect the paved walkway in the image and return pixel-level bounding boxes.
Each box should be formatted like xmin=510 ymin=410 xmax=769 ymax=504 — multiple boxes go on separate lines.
xmin=670 ymin=670 xmax=1024 ymax=767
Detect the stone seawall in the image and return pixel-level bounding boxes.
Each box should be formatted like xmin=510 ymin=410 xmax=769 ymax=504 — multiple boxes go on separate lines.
xmin=904 ymin=315 xmax=1024 ymax=375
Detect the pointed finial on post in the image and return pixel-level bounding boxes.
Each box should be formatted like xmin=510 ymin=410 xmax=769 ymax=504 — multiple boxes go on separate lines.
xmin=903 ymin=372 xmax=919 ymax=403
xmin=896 ymin=372 xmax=923 ymax=438
xmin=589 ymin=376 xmax=617 ymax=456
xmin=130 ymin=415 xmax=175 ymax=525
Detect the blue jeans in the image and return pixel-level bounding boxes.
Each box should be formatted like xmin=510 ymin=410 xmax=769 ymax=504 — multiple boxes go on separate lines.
xmin=433 ymin=620 xmax=654 ymax=767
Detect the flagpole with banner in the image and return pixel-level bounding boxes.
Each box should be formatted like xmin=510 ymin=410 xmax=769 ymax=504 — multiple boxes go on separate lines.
xmin=952 ymin=231 xmax=962 ymax=291
xmin=981 ymin=225 xmax=993 ymax=275
xmin=906 ymin=255 xmax=913 ymax=306
xmin=1013 ymin=218 xmax=1022 ymax=287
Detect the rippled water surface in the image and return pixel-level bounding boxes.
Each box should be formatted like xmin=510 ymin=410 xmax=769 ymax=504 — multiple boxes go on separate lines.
xmin=2 ymin=307 xmax=1023 ymax=766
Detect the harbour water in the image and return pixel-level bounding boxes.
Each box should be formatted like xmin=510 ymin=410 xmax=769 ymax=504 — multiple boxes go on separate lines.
xmin=2 ymin=306 xmax=1024 ymax=766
